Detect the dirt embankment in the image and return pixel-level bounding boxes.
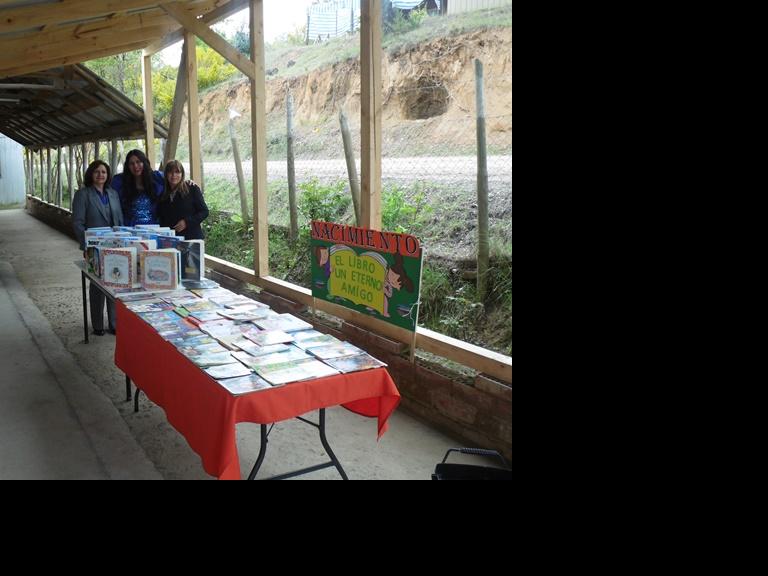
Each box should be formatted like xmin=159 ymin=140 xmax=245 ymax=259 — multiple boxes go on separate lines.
xmin=199 ymin=27 xmax=512 ymax=149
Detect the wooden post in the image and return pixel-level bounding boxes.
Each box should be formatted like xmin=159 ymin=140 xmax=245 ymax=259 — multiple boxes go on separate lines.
xmin=164 ymin=49 xmax=187 ymax=166
xmin=67 ymin=145 xmax=74 ymax=206
xmin=110 ymin=139 xmax=118 ymax=175
xmin=39 ymin=150 xmax=44 ymax=198
xmin=340 ymin=109 xmax=362 ymax=225
xmin=475 ymin=59 xmax=490 ymax=302
xmin=286 ymin=90 xmax=298 ymax=242
xmin=23 ymin=149 xmax=30 ymax=196
xmin=228 ymin=111 xmax=249 ymax=222
xmin=81 ymin=143 xmax=87 ymax=182
xmin=56 ymin=147 xmax=62 ymax=206
xmin=142 ymin=54 xmax=155 ymax=168
xmin=360 ymin=0 xmax=382 ymax=230
xmin=251 ymin=0 xmax=269 ymax=277
xmin=46 ymin=148 xmax=52 ymax=203
xmin=185 ymin=31 xmax=202 ymax=187
xmin=410 ymin=245 xmax=427 ymax=363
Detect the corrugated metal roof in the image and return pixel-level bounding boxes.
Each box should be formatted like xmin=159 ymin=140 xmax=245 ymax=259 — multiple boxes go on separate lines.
xmin=0 ymin=64 xmax=168 ymax=149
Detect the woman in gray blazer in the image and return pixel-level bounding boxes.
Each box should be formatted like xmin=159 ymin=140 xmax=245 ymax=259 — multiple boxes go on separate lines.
xmin=72 ymin=160 xmax=124 ymax=336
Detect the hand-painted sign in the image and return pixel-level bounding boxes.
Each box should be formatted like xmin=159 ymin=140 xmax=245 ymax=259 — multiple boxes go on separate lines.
xmin=311 ymin=221 xmax=423 ymax=332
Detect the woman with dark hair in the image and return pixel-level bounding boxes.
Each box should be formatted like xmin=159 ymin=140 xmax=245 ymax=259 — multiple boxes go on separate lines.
xmin=72 ymin=160 xmax=124 ymax=336
xmin=110 ymin=149 xmax=164 ymax=226
xmin=157 ymin=160 xmax=210 ymax=240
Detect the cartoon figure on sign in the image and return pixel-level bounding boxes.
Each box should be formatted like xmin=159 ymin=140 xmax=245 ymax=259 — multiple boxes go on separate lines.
xmin=314 ymin=245 xmax=331 ymax=289
xmin=383 ymin=253 xmax=414 ymax=318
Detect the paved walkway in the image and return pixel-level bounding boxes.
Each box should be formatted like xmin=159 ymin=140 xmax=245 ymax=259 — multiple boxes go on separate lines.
xmin=0 ymin=209 xmax=477 ymax=479
xmin=0 ymin=260 xmax=161 ymax=479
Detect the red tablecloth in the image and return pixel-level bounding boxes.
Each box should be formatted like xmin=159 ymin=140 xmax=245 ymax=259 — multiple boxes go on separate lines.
xmin=114 ymin=301 xmax=401 ymax=479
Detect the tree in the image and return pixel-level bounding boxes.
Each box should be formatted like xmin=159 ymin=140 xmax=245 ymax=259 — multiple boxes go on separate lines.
xmin=233 ymin=27 xmax=250 ymax=57
xmin=86 ymin=52 xmax=143 ymax=106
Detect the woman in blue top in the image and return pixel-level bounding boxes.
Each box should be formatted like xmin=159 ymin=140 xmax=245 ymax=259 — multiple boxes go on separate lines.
xmin=111 ymin=149 xmax=164 ymax=226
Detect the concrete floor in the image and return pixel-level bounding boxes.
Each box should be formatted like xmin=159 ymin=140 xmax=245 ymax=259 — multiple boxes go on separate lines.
xmin=0 ymin=209 xmax=484 ymax=480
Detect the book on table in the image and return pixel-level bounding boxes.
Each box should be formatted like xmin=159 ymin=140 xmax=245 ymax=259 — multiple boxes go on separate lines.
xmin=323 ymin=354 xmax=388 ymax=373
xmin=255 ymin=359 xmax=341 ymax=386
xmin=215 ymin=373 xmax=273 ymax=395
xmin=140 ymin=249 xmax=182 ymax=291
xmin=178 ymin=240 xmax=205 ymax=282
xmin=100 ymin=247 xmax=138 ymax=289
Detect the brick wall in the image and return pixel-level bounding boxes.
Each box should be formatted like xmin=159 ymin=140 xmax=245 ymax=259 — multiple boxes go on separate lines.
xmin=25 ymin=196 xmax=77 ymax=241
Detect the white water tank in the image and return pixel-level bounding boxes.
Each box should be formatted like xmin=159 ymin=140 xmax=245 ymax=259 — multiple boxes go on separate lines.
xmin=0 ymin=134 xmax=25 ymax=206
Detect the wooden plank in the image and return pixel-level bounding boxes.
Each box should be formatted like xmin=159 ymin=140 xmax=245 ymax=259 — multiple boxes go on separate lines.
xmin=204 ymin=255 xmax=513 ymax=383
xmin=0 ymin=82 xmax=61 ymax=90
xmin=250 ymin=0 xmax=268 ymax=277
xmin=163 ymin=49 xmax=187 ymax=166
xmin=142 ymin=54 xmax=155 ymax=167
xmin=160 ymin=2 xmax=255 ymax=80
xmin=0 ymin=0 xmax=170 ymax=34
xmin=184 ymin=31 xmax=202 ymax=184
xmin=416 ymin=328 xmax=512 ymax=384
xmin=0 ymin=9 xmax=174 ymax=54
xmin=0 ymin=29 xmax=166 ymax=78
xmin=360 ymin=0 xmax=382 ymax=230
xmin=0 ymin=24 xmax=168 ymax=65
xmin=144 ymin=0 xmax=250 ymax=56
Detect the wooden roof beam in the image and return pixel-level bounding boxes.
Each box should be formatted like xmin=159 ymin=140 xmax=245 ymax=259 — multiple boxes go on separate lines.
xmin=145 ymin=0 xmax=249 ymax=56
xmin=160 ymin=2 xmax=255 ymax=80
xmin=1 ymin=24 xmax=170 ymax=65
xmin=0 ymin=0 xmax=176 ymax=35
xmin=0 ymin=39 xmax=153 ymax=79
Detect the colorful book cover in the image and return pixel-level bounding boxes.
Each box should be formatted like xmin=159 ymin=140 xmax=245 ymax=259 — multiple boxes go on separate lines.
xmin=156 ymin=236 xmax=185 ymax=249
xmin=293 ymin=334 xmax=341 ymax=350
xmin=323 ymin=354 xmax=388 ymax=373
xmin=255 ymin=313 xmax=314 ymax=333
xmin=101 ymin=247 xmax=137 ymax=288
xmin=305 ymin=342 xmax=364 ymax=360
xmin=232 ymin=347 xmax=311 ymax=369
xmin=140 ymin=249 xmax=181 ymax=291
xmin=179 ymin=240 xmax=205 ymax=282
xmin=86 ymin=246 xmax=102 ymax=277
xmin=215 ymin=374 xmax=273 ymax=395
xmin=244 ymin=330 xmax=295 ymax=347
xmin=255 ymin=359 xmax=340 ymax=386
xmin=204 ymin=363 xmax=253 ymax=380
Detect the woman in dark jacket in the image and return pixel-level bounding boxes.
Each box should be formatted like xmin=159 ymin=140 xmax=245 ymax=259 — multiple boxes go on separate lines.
xmin=157 ymin=160 xmax=210 ymax=240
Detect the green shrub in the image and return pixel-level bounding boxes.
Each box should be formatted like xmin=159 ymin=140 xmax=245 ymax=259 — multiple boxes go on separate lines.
xmin=297 ymin=178 xmax=350 ymax=224
xmin=381 ymin=184 xmax=432 ymax=234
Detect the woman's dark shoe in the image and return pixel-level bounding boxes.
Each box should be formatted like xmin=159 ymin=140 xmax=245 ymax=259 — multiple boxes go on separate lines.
xmin=108 ymin=328 xmax=117 ymax=336
xmin=93 ymin=329 xmax=105 ymax=336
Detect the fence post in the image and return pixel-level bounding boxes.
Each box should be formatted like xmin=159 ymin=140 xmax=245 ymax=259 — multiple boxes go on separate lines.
xmin=228 ymin=110 xmax=249 ymax=223
xmin=286 ymin=90 xmax=299 ymax=242
xmin=339 ymin=109 xmax=362 ymax=225
xmin=475 ymin=59 xmax=490 ymax=303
